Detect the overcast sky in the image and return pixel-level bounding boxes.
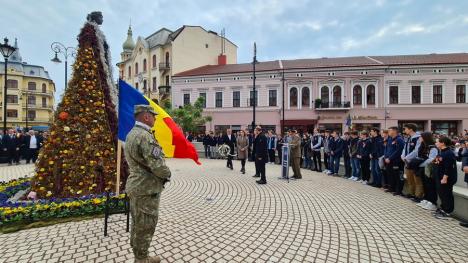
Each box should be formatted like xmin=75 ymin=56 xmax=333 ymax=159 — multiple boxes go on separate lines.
xmin=3 ymin=0 xmax=468 ymax=100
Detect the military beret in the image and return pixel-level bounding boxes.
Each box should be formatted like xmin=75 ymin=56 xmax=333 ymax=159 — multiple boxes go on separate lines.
xmin=134 ymin=104 xmax=157 ymax=116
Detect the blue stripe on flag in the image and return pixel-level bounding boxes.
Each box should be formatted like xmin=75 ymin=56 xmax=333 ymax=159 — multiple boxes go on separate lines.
xmin=118 ymin=79 xmax=149 ymax=141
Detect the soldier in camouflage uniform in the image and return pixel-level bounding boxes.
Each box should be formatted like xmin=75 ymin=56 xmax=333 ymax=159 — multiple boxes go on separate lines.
xmin=124 ymin=105 xmax=172 ymax=263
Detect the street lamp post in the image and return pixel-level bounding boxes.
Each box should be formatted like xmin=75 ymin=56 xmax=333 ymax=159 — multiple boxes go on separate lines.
xmin=50 ymin=42 xmax=76 ymax=90
xmin=19 ymin=90 xmax=29 ymax=130
xmin=0 ymin=37 xmax=17 ymax=134
xmin=281 ymin=67 xmax=285 ymax=134
xmin=251 ymin=42 xmax=258 ymax=132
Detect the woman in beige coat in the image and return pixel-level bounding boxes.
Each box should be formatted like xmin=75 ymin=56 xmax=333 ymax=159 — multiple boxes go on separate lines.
xmin=237 ymin=130 xmax=249 ymax=174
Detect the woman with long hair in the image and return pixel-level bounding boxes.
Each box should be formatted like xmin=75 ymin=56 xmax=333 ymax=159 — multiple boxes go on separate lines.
xmin=237 ymin=130 xmax=249 ymax=174
xmin=415 ymin=132 xmax=438 ymax=211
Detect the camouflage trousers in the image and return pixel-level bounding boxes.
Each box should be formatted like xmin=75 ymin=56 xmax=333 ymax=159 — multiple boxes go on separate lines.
xmin=129 ymin=193 xmax=160 ymax=259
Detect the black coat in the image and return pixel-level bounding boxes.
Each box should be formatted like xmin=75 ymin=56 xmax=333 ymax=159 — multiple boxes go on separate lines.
xmin=22 ymin=135 xmax=44 ymax=150
xmin=2 ymin=135 xmax=21 ymax=151
xmin=222 ymin=134 xmax=237 ymax=154
xmin=253 ymin=133 xmax=268 ymax=162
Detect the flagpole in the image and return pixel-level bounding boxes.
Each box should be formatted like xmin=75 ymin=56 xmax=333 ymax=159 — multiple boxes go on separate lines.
xmin=116 ymin=140 xmax=122 ymax=195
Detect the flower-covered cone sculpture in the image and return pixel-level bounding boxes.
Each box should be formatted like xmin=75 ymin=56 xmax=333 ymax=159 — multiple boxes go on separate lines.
xmin=32 ymin=12 xmax=128 ymax=198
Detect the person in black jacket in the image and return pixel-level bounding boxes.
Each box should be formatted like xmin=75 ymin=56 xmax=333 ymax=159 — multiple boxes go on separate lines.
xmin=276 ymin=134 xmax=283 ymax=165
xmin=253 ymin=127 xmax=268 ymax=184
xmin=202 ymin=131 xmax=211 ymax=158
xmin=384 ymin=127 xmax=405 ymax=195
xmin=209 ymin=132 xmax=217 ymax=159
xmin=222 ymin=129 xmax=237 ymax=170
xmin=357 ymin=131 xmax=372 ymax=184
xmin=342 ymin=132 xmax=352 ymax=178
xmin=369 ymin=128 xmax=384 ymax=187
xmin=433 ymin=136 xmax=458 ymax=219
xmin=2 ymin=129 xmax=21 ymax=165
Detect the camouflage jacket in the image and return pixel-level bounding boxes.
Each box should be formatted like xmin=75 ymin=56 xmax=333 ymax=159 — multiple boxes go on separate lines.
xmin=124 ymin=122 xmax=171 ymax=196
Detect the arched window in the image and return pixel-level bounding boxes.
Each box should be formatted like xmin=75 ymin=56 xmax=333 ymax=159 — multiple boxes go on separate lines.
xmin=290 ymin=87 xmax=298 ymax=107
xmin=42 ymin=83 xmax=47 ymax=93
xmin=143 ymin=59 xmax=147 ymax=72
xmin=333 ymin=85 xmax=341 ymax=106
xmin=353 ymin=85 xmax=362 ymax=105
xmin=165 ymin=52 xmax=170 ymax=66
xmin=128 ymin=66 xmax=131 ymax=77
xmin=152 ymin=55 xmax=157 ymax=68
xmin=321 ymin=86 xmax=329 ymax=107
xmin=302 ymin=87 xmax=310 ymax=107
xmin=367 ymin=85 xmax=375 ymax=105
xmin=135 ymin=62 xmax=139 ymax=74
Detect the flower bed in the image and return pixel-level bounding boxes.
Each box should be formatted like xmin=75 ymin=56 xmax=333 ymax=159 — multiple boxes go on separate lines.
xmin=0 ymin=177 xmax=126 ymax=229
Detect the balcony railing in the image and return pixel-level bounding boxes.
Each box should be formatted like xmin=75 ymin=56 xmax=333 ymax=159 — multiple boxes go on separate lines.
xmin=22 ymin=103 xmax=54 ymax=111
xmin=159 ymin=62 xmax=171 ymax=71
xmin=315 ymin=101 xmax=351 ymax=110
xmin=158 ymin=85 xmax=171 ymax=95
xmin=22 ymin=117 xmax=52 ymax=122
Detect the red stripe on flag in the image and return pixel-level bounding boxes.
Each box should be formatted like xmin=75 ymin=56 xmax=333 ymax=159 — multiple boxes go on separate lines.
xmin=162 ymin=117 xmax=201 ymax=165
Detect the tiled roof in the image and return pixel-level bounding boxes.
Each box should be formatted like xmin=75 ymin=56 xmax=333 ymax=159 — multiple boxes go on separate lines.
xmin=174 ymin=53 xmax=468 ymax=77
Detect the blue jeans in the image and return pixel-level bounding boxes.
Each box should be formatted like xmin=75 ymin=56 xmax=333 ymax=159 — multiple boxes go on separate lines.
xmin=371 ymin=159 xmax=382 ymax=185
xmin=351 ymin=158 xmax=361 ymax=178
xmin=331 ymin=155 xmax=341 ymax=174
xmin=304 ymin=156 xmax=312 ymax=168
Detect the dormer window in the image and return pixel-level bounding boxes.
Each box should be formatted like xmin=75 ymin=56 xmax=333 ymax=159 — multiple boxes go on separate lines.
xmin=412 ymin=69 xmax=420 ymax=74
xmin=327 ymin=72 xmax=335 ymax=76
xmin=361 ymin=71 xmax=368 ymax=75
xmin=433 ymin=69 xmax=442 ymax=73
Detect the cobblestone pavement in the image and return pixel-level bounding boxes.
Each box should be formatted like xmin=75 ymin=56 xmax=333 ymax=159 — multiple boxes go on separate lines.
xmin=1 ymin=159 xmax=468 ymax=263
xmin=0 ymin=161 xmax=35 ymax=182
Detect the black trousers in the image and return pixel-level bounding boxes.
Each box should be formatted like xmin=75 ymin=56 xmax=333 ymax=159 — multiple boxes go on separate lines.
xmin=204 ymin=145 xmax=210 ymax=158
xmin=227 ymin=156 xmax=233 ymax=168
xmin=268 ymin=149 xmax=276 ymax=163
xmin=240 ymin=159 xmax=246 ymax=170
xmin=255 ymin=159 xmax=266 ymax=182
xmin=312 ymin=151 xmax=322 ymax=171
xmin=324 ymin=152 xmax=330 ymax=170
xmin=360 ymin=158 xmax=371 ymax=181
xmin=387 ymin=166 xmax=403 ymax=193
xmin=438 ymin=182 xmax=455 ymax=214
xmin=422 ymin=175 xmax=437 ymax=204
xmin=344 ymin=155 xmax=351 ymax=177
xmin=7 ymin=149 xmax=19 ymax=164
xmin=26 ymin=148 xmax=39 ymax=163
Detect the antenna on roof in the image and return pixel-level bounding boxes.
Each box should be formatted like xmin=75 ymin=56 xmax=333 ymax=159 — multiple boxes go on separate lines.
xmin=220 ymin=28 xmax=226 ymax=55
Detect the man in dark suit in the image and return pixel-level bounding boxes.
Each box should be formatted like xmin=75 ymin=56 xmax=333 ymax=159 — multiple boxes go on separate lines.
xmin=222 ymin=129 xmax=236 ymax=170
xmin=22 ymin=130 xmax=43 ymax=164
xmin=253 ymin=126 xmax=268 ymax=184
xmin=267 ymin=130 xmax=277 ymax=164
xmin=2 ymin=129 xmax=21 ymax=165
xmin=185 ymin=132 xmax=193 ymax=142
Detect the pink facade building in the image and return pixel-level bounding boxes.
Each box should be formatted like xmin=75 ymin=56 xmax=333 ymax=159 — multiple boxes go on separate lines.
xmin=172 ymin=53 xmax=468 ymax=136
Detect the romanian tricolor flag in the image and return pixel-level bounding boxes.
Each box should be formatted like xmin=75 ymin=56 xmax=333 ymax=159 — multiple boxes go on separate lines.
xmin=118 ymin=80 xmax=201 ymax=165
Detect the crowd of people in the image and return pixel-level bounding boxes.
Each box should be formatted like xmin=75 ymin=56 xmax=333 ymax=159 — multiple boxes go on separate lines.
xmin=199 ymin=124 xmax=468 ymax=223
xmin=0 ymin=129 xmax=47 ymax=165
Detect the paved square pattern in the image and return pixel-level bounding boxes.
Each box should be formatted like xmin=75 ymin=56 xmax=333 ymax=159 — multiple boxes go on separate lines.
xmin=1 ymin=159 xmax=468 ymax=262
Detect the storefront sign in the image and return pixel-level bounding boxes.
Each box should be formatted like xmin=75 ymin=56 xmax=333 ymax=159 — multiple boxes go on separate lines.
xmin=352 ymin=115 xmax=378 ymax=120
xmin=319 ymin=116 xmax=342 ymax=120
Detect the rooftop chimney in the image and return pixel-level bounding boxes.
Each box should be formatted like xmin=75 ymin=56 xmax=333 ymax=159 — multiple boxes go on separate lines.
xmin=218 ymin=54 xmax=227 ymax=65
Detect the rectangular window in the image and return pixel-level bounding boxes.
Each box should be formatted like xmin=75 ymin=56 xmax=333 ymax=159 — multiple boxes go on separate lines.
xmin=389 ymin=86 xmax=399 ymax=104
xmin=28 ymin=95 xmax=36 ymax=105
xmin=7 ymin=79 xmax=18 ymax=89
xmin=433 ymin=85 xmax=442 ymax=104
xmin=411 ymin=86 xmax=421 ymax=104
xmin=233 ymin=91 xmax=240 ymax=107
xmin=152 ymin=77 xmax=157 ymax=92
xmin=7 ymin=110 xmax=18 ymax=118
xmin=215 ymin=92 xmax=223 ymax=108
xmin=6 ymin=95 xmax=18 ymax=104
xmin=42 ymin=97 xmax=47 ymax=107
xmin=183 ymin=93 xmax=190 ymax=106
xmin=269 ymin=90 xmax=277 ymax=106
xmin=249 ymin=90 xmax=258 ymax=107
xmin=27 ymin=110 xmax=36 ymax=120
xmin=28 ymin=82 xmax=36 ymax=90
xmin=456 ymin=85 xmax=466 ymax=103
xmin=199 ymin=93 xmax=206 ymax=108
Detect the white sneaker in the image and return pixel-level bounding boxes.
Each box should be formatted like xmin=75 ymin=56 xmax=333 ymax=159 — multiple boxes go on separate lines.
xmin=348 ymin=176 xmax=355 ymax=180
xmin=361 ymin=180 xmax=368 ymax=185
xmin=352 ymin=177 xmax=359 ymax=181
xmin=417 ymin=200 xmax=429 ymax=207
xmin=423 ymin=202 xmax=437 ymax=211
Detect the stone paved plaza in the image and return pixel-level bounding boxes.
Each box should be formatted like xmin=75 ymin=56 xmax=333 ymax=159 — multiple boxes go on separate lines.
xmin=1 ymin=159 xmax=468 ymax=263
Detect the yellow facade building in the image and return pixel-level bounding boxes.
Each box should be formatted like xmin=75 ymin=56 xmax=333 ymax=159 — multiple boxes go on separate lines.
xmin=117 ymin=25 xmax=237 ymax=101
xmin=0 ymin=39 xmax=55 ymax=130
